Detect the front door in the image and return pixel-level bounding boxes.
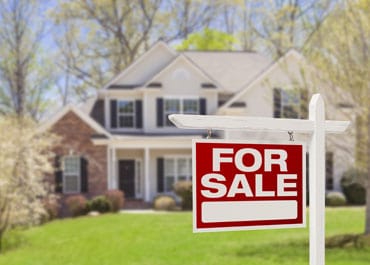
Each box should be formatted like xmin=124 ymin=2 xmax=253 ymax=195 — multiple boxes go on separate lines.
xmin=119 ymin=160 xmax=135 ymax=198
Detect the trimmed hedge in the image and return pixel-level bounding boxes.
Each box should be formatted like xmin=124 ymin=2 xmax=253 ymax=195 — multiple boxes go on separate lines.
xmin=87 ymin=196 xmax=112 ymax=213
xmin=105 ymin=190 xmax=125 ymax=212
xmin=153 ymin=195 xmax=176 ymax=211
xmin=341 ymin=168 xmax=367 ymax=205
xmin=65 ymin=195 xmax=88 ymax=217
xmin=325 ymin=191 xmax=347 ymax=206
xmin=174 ymin=181 xmax=192 ymax=210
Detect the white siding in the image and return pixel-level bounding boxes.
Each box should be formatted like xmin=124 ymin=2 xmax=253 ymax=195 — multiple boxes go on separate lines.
xmin=221 ymin=54 xmax=355 ymax=192
xmin=114 ymin=43 xmax=175 ymax=85
xmin=143 ymin=58 xmax=218 ymax=133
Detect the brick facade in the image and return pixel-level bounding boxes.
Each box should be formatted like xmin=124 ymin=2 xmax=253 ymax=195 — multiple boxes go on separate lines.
xmin=50 ymin=111 xmax=107 ymax=199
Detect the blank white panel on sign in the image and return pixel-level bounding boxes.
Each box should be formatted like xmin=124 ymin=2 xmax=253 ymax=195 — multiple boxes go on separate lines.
xmin=201 ymin=200 xmax=298 ymax=223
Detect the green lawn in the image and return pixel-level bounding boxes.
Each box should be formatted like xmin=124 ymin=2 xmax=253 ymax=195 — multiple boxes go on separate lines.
xmin=0 ymin=207 xmax=368 ymax=265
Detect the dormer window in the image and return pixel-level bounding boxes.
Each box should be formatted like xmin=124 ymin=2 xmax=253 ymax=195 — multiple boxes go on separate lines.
xmin=118 ymin=100 xmax=135 ymax=128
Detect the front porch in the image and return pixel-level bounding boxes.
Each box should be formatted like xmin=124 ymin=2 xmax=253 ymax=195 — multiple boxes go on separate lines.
xmin=101 ymin=135 xmax=198 ymax=202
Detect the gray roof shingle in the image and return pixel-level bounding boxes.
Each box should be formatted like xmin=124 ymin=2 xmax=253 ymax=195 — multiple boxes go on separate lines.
xmin=183 ymin=51 xmax=271 ymax=93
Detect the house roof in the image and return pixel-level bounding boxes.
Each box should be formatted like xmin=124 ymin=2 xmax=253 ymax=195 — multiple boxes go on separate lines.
xmin=183 ymin=51 xmax=271 ymax=93
xmin=219 ymin=49 xmax=306 ymax=110
xmin=102 ymin=41 xmax=176 ymax=90
xmin=38 ymin=104 xmax=111 ymax=138
xmin=143 ymin=54 xmax=224 ymax=90
xmin=101 ymin=41 xmax=272 ymax=93
xmin=78 ymin=95 xmax=97 ymax=115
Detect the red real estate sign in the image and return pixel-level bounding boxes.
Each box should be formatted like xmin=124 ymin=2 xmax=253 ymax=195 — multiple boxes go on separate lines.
xmin=193 ymin=140 xmax=306 ymax=232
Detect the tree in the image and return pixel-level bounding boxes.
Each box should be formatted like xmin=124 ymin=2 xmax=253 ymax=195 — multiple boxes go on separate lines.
xmin=160 ymin=0 xmax=222 ymax=41
xmin=51 ymin=0 xmax=163 ymax=97
xmin=0 ymin=116 xmax=57 ymax=251
xmin=51 ymin=0 xmax=225 ymax=98
xmin=307 ymin=0 xmax=370 ymax=234
xmin=239 ymin=0 xmax=333 ymax=57
xmin=0 ymin=0 xmax=55 ymax=119
xmin=176 ymin=28 xmax=238 ymax=51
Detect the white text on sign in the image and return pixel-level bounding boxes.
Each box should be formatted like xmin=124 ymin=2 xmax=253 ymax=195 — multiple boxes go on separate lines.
xmin=201 ymin=148 xmax=298 ymax=199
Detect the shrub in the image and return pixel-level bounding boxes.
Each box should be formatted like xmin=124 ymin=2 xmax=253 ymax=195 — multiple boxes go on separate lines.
xmin=326 ymin=234 xmax=360 ymax=248
xmin=325 ymin=191 xmax=347 ymax=206
xmin=342 ymin=183 xmax=366 ymax=205
xmin=104 ymin=190 xmax=125 ymax=212
xmin=341 ymin=168 xmax=367 ymax=205
xmin=42 ymin=197 xmax=60 ymax=222
xmin=88 ymin=196 xmax=112 ymax=213
xmin=153 ymin=195 xmax=176 ymax=211
xmin=65 ymin=195 xmax=88 ymax=217
xmin=341 ymin=167 xmax=367 ymax=187
xmin=174 ymin=181 xmax=192 ymax=210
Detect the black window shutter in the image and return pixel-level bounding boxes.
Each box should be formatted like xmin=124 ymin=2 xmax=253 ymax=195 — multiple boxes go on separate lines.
xmin=300 ymin=89 xmax=308 ymax=119
xmin=157 ymin=158 xmax=164 ymax=192
xmin=110 ymin=100 xmax=117 ymax=128
xmin=54 ymin=155 xmax=63 ymax=193
xmin=199 ymin=98 xmax=207 ymax=115
xmin=80 ymin=157 xmax=88 ymax=193
xmin=273 ymin=88 xmax=282 ymax=118
xmin=135 ymin=100 xmax=143 ymax=128
xmin=156 ymin=98 xmax=164 ymax=127
xmin=326 ymin=152 xmax=334 ymax=190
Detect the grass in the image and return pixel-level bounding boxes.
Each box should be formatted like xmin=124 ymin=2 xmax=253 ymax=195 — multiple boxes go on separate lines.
xmin=0 ymin=207 xmax=368 ymax=265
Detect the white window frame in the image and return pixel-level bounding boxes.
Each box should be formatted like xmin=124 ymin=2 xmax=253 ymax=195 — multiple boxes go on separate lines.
xmin=117 ymin=100 xmax=136 ymax=128
xmin=280 ymin=89 xmax=301 ymax=119
xmin=163 ymin=96 xmax=199 ymax=127
xmin=163 ymin=156 xmax=192 ymax=192
xmin=62 ymin=155 xmax=81 ymax=194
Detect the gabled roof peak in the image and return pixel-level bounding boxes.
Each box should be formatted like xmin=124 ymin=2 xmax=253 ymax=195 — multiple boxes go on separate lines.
xmin=38 ymin=104 xmax=111 ymax=138
xmin=102 ymin=41 xmax=176 ymax=90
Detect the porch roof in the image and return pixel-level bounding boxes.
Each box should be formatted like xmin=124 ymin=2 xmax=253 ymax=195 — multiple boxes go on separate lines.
xmin=92 ymin=134 xmax=206 ymax=149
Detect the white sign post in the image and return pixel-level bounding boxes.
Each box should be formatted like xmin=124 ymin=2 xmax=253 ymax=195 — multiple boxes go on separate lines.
xmin=169 ymin=94 xmax=350 ymax=265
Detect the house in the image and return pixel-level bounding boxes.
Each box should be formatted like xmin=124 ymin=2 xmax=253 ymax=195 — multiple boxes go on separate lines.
xmin=40 ymin=41 xmax=354 ymax=207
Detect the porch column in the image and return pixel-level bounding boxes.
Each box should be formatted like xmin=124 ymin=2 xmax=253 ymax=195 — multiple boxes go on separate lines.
xmin=144 ymin=148 xmax=150 ymax=202
xmin=107 ymin=146 xmax=112 ymax=189
xmin=112 ymin=146 xmax=117 ymax=189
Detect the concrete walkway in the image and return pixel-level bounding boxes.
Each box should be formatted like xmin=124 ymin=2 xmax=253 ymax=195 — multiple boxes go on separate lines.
xmin=120 ymin=209 xmax=170 ymax=214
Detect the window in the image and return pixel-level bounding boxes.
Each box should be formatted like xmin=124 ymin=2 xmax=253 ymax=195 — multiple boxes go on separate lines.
xmin=164 ymin=99 xmax=180 ymax=126
xmin=63 ymin=156 xmax=80 ymax=193
xmin=281 ymin=90 xmax=300 ymax=118
xmin=183 ymin=99 xmax=199 ymax=114
xmin=164 ymin=157 xmax=192 ymax=192
xmin=163 ymin=98 xmax=199 ymax=126
xmin=117 ymin=100 xmax=135 ymax=128
xmin=274 ymin=88 xmax=304 ymax=119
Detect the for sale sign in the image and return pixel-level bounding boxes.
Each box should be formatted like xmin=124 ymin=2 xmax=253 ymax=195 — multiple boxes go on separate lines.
xmin=193 ymin=140 xmax=306 ymax=232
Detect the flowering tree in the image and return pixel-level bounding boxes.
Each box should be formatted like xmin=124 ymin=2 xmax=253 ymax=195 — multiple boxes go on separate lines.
xmin=307 ymin=0 xmax=370 ymax=234
xmin=0 ymin=116 xmax=57 ymax=251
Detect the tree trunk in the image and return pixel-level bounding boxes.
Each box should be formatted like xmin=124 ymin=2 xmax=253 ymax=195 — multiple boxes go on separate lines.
xmin=0 ymin=230 xmax=3 ymax=252
xmin=365 ymin=101 xmax=370 ymax=234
